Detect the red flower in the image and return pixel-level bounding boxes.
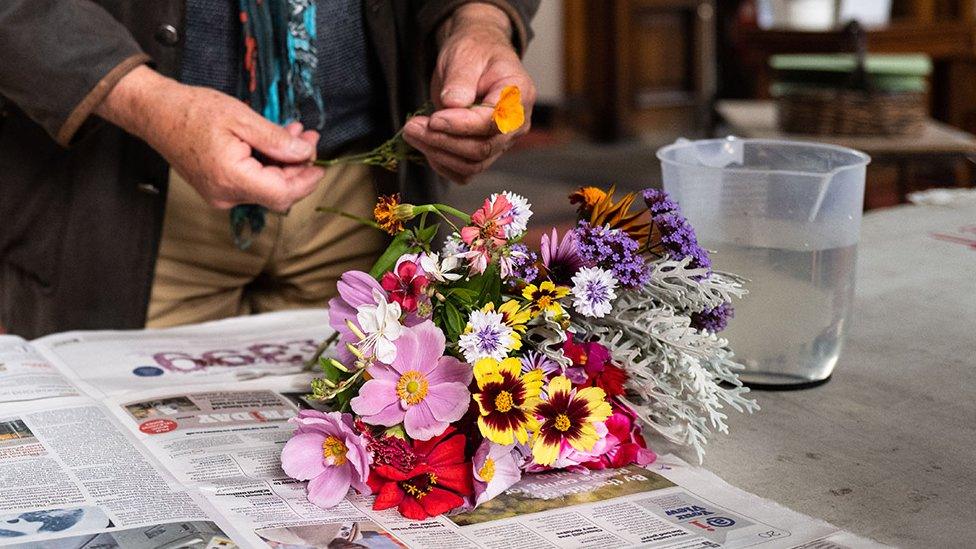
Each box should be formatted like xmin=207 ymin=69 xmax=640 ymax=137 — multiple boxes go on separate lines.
xmin=367 ymin=428 xmax=473 ymax=520
xmin=460 ymin=195 xmax=513 ymax=256
xmin=562 ymin=335 xmax=627 ymax=397
xmin=380 ymin=260 xmax=429 ymax=313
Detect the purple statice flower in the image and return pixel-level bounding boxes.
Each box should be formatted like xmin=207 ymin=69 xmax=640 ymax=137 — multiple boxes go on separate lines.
xmin=540 ymin=228 xmax=585 ymax=285
xmin=654 ymin=214 xmax=711 ymax=272
xmin=508 ymin=243 xmax=539 ymax=284
xmin=519 ymin=351 xmax=560 ymax=377
xmin=690 ymin=302 xmax=734 ymax=333
xmin=642 ymin=188 xmax=680 ymax=216
xmin=573 ymin=221 xmax=649 ymax=289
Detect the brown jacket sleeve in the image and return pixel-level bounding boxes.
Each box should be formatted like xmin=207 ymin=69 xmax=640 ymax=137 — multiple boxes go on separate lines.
xmin=414 ymin=0 xmax=541 ymax=55
xmin=0 ymin=0 xmax=150 ymax=146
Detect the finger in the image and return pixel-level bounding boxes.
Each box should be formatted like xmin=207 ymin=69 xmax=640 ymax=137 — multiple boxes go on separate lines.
xmin=285 ymin=121 xmax=303 ymax=137
xmin=404 ymin=118 xmax=509 ymax=162
xmin=233 ymin=111 xmax=316 ymax=164
xmin=427 ymin=107 xmax=495 ymax=137
xmin=409 ymin=138 xmax=487 ymax=181
xmin=438 ymin=56 xmax=486 ymax=108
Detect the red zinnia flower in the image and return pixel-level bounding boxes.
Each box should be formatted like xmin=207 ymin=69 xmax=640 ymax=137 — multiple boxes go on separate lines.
xmin=367 ymin=428 xmax=473 ymax=520
xmin=380 ymin=260 xmax=429 ymax=313
xmin=562 ymin=335 xmax=627 ymax=397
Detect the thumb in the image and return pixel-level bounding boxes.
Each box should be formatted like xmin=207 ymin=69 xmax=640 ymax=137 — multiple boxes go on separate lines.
xmin=235 ymin=112 xmax=316 ymax=163
xmin=438 ymin=60 xmax=484 ymax=108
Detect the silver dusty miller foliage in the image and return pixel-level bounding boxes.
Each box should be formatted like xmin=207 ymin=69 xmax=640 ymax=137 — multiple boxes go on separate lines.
xmin=574 ymin=257 xmax=759 ymax=463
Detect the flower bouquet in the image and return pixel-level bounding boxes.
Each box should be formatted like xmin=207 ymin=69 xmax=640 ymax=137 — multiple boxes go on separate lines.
xmin=280 ymin=177 xmax=758 ymax=519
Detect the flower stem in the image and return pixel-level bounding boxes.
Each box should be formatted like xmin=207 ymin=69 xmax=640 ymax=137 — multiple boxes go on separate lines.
xmin=315 ymin=206 xmax=382 ymax=230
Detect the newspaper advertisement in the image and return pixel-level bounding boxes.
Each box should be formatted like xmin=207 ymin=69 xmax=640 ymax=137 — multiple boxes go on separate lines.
xmin=0 ymin=309 xmax=883 ymax=548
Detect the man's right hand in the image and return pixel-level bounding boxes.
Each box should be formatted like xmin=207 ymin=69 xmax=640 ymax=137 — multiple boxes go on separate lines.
xmin=95 ymin=65 xmax=325 ymax=212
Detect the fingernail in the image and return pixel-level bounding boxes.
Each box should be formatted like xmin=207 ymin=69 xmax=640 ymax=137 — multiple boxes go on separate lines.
xmin=290 ymin=140 xmax=313 ymax=156
xmin=429 ymin=117 xmax=450 ymax=132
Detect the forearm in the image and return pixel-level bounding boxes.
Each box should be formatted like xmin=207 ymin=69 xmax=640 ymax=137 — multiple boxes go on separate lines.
xmin=95 ymin=66 xmax=180 ymax=145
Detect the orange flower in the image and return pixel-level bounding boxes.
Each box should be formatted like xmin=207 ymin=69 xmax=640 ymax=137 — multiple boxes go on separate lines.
xmin=492 ymin=86 xmax=525 ymax=134
xmin=373 ymin=194 xmax=412 ymax=235
xmin=569 ymin=187 xmax=608 ymax=217
xmin=583 ymin=186 xmax=651 ymax=247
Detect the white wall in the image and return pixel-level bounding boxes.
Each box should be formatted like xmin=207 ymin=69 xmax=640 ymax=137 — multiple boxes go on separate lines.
xmin=522 ymin=1 xmax=564 ymax=104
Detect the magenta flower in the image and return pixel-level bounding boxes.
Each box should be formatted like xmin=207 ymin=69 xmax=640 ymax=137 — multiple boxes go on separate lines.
xmin=280 ymin=410 xmax=371 ymax=509
xmin=381 ymin=259 xmax=429 ymax=313
xmin=540 ymin=228 xmax=585 ymax=285
xmin=328 ymin=271 xmax=389 ymax=365
xmin=350 ymin=321 xmax=473 ymax=440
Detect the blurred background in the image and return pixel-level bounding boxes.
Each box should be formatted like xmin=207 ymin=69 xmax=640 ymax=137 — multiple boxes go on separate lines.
xmin=448 ymin=0 xmax=976 ymax=232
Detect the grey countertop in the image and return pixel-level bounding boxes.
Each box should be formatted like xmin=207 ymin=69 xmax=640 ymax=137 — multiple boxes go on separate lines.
xmin=692 ymin=202 xmax=976 ymax=547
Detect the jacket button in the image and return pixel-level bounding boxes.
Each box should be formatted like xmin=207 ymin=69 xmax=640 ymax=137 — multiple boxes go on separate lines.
xmin=137 ymin=183 xmax=161 ymax=195
xmin=155 ymin=24 xmax=180 ymax=46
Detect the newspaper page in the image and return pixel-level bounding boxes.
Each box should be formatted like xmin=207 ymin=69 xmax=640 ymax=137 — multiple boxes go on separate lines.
xmin=16 ymin=309 xmax=884 ymax=549
xmin=0 ymin=336 xmax=79 ymax=403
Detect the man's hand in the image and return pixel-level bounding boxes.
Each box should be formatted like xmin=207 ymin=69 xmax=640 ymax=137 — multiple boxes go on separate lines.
xmin=403 ymin=3 xmax=536 ymax=184
xmin=96 ymin=65 xmax=326 ymax=211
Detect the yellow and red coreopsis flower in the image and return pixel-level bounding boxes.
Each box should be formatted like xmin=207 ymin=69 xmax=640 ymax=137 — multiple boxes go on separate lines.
xmin=531 ymin=375 xmax=612 ymax=466
xmin=522 ymin=281 xmax=570 ymax=316
xmin=492 ymin=85 xmax=525 ymax=135
xmin=473 ymin=357 xmax=544 ymax=445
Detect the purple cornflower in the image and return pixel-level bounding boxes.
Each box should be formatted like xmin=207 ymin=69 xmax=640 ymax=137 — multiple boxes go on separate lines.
xmin=642 ymin=188 xmax=680 ymax=216
xmin=654 ymin=214 xmax=711 ymax=272
xmin=573 ymin=221 xmax=649 ymax=289
xmin=508 ymin=243 xmax=539 ymax=284
xmin=690 ymin=302 xmax=734 ymax=333
xmin=519 ymin=351 xmax=560 ymax=377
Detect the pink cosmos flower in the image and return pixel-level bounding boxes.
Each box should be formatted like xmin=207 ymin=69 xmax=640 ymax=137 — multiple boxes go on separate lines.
xmin=472 ymin=440 xmax=522 ymax=507
xmin=281 ymin=410 xmax=371 ymax=509
xmin=583 ymin=406 xmax=656 ymax=470
xmin=350 ymin=321 xmax=472 ymax=441
xmin=540 ymin=228 xmax=585 ymax=285
xmin=381 ymin=259 xmax=429 ymax=313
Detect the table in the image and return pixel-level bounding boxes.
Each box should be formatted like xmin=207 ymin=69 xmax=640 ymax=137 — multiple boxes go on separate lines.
xmin=685 ymin=201 xmax=976 ymax=547
xmin=716 ymin=100 xmax=976 ymax=206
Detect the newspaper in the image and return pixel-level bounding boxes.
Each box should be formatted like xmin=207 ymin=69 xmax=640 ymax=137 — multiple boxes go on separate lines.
xmin=0 ymin=310 xmax=884 ymax=548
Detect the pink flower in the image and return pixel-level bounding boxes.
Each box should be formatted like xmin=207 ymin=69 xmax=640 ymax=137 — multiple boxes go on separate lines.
xmin=328 ymin=271 xmax=389 ymax=365
xmin=562 ymin=334 xmax=612 ymax=385
xmin=540 ymin=228 xmax=584 ymax=285
xmin=460 ymin=195 xmax=513 ymax=272
xmin=381 ymin=259 xmax=429 ymax=313
xmin=472 ymin=440 xmax=522 ymax=507
xmin=350 ymin=321 xmax=473 ymax=441
xmin=281 ymin=410 xmax=371 ymax=509
xmin=583 ymin=405 xmax=656 ymax=470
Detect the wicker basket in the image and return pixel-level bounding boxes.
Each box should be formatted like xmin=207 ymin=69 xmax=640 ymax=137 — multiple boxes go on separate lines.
xmin=777 ymin=88 xmax=927 ymax=136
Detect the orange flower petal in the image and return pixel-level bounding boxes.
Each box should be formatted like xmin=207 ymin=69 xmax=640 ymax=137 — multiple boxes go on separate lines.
xmin=492 ymin=85 xmax=525 ymax=135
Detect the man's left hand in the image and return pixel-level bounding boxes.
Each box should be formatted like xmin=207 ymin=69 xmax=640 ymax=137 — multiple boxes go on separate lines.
xmin=403 ymin=3 xmax=536 ymax=184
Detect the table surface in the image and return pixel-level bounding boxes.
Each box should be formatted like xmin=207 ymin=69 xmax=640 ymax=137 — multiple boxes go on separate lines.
xmin=716 ymin=100 xmax=976 ymax=155
xmin=685 ymin=201 xmax=976 ymax=547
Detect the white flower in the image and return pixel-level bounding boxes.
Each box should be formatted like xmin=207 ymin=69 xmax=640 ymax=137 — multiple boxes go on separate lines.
xmin=491 ymin=191 xmax=532 ymax=238
xmin=354 ymin=290 xmax=404 ymax=364
xmin=458 ymin=309 xmax=515 ymax=363
xmin=571 ymin=267 xmax=618 ymax=318
xmin=420 ymin=252 xmax=463 ymax=283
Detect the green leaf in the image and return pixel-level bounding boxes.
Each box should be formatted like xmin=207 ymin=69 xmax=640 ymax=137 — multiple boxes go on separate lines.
xmin=368 ymin=231 xmax=413 ymax=278
xmin=441 ymin=299 xmax=467 ymax=342
xmin=414 ymin=223 xmax=440 ymax=247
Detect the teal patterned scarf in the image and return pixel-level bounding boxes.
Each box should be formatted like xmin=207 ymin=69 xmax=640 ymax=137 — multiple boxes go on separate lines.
xmin=232 ymin=0 xmax=323 ymax=249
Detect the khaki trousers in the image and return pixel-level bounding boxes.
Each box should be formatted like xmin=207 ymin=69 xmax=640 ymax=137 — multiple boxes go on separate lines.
xmin=146 ymin=164 xmax=386 ymax=328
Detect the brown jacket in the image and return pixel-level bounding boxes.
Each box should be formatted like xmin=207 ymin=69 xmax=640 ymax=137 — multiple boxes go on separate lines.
xmin=0 ymin=0 xmax=538 ymax=338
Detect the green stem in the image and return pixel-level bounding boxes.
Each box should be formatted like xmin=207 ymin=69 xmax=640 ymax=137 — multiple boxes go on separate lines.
xmin=430 ymin=204 xmax=472 ymax=224
xmin=315 ymin=206 xmax=382 ymax=230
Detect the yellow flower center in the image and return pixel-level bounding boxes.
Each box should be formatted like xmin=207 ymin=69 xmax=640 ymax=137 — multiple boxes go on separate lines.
xmin=553 ymin=413 xmax=572 ymax=432
xmin=396 ymin=370 xmax=429 ymax=405
xmin=478 ymin=457 xmax=496 ymax=482
xmin=536 ymin=295 xmax=553 ymax=310
xmin=494 ymin=391 xmax=514 ymax=413
xmin=322 ymin=435 xmax=348 ymax=466
xmin=579 ymin=352 xmax=588 ymax=365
